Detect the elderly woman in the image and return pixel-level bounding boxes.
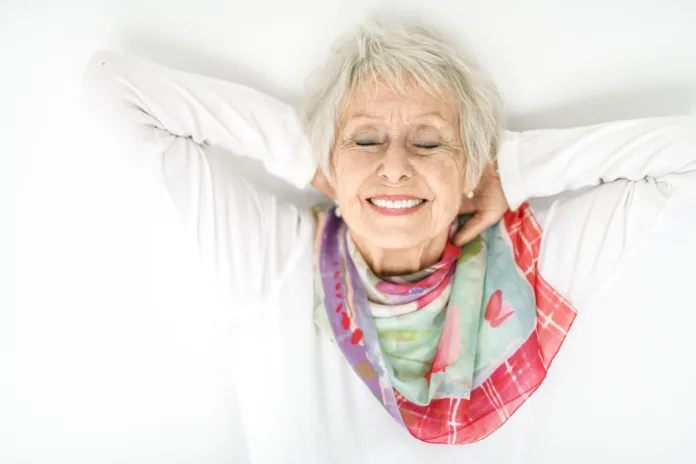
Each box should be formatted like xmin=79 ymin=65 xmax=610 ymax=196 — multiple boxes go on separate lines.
xmin=83 ymin=20 xmax=695 ymax=463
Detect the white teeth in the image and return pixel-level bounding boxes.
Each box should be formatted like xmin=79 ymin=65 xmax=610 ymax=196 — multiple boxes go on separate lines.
xmin=369 ymin=198 xmax=424 ymax=209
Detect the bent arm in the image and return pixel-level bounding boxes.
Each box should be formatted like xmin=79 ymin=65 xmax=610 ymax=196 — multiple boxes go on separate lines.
xmin=82 ymin=50 xmax=317 ymax=188
xmin=82 ymin=50 xmax=316 ymax=305
xmin=498 ymin=116 xmax=696 ymax=210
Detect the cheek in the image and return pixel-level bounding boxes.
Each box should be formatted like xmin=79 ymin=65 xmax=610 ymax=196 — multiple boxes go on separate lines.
xmin=424 ymin=160 xmax=465 ymax=207
xmin=332 ymin=153 xmax=372 ymax=198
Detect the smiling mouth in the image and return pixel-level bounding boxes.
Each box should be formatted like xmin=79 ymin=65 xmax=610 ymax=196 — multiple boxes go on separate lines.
xmin=368 ymin=198 xmax=426 ymax=209
xmin=365 ymin=198 xmax=429 ymax=216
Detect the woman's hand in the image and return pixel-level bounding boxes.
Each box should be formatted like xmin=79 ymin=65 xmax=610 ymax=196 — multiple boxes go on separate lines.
xmin=453 ymin=163 xmax=509 ymax=247
xmin=311 ymin=168 xmax=337 ymax=201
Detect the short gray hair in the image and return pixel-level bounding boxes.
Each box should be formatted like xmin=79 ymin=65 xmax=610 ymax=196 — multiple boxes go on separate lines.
xmin=299 ymin=18 xmax=503 ymax=188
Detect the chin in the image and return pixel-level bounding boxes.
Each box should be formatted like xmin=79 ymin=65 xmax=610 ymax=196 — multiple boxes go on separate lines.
xmin=363 ymin=225 xmax=427 ymax=249
xmin=344 ymin=206 xmax=444 ymax=249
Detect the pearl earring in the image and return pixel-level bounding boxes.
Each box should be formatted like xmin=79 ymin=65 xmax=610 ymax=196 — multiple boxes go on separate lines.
xmin=334 ymin=206 xmax=342 ymax=218
xmin=466 ymin=191 xmax=474 ymax=199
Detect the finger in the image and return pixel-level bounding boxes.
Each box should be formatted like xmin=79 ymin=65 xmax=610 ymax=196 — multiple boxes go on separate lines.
xmin=458 ymin=196 xmax=477 ymax=214
xmin=324 ymin=185 xmax=337 ymax=201
xmin=311 ymin=170 xmax=337 ymax=200
xmin=314 ymin=181 xmax=336 ymax=201
xmin=453 ymin=212 xmax=496 ymax=247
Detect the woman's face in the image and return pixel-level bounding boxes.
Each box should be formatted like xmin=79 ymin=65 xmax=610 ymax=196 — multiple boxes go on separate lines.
xmin=331 ymin=77 xmax=467 ymax=249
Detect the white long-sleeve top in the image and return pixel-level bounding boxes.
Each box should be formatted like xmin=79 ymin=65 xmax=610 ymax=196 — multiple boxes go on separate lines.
xmin=82 ymin=51 xmax=696 ymax=463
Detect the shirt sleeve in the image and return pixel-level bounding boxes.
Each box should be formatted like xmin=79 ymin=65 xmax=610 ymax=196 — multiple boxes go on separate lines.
xmin=497 ymin=116 xmax=696 ymax=211
xmin=498 ymin=117 xmax=696 ymax=310
xmin=82 ymin=50 xmax=317 ymax=305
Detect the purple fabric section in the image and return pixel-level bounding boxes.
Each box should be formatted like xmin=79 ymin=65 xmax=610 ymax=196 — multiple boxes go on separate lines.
xmin=318 ymin=210 xmax=384 ymax=402
xmin=339 ymin=223 xmax=405 ymax=425
xmin=318 ymin=209 xmax=405 ymax=426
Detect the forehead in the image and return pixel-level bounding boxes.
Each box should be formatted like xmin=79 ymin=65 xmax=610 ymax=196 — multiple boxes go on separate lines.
xmin=340 ymin=76 xmax=458 ymax=126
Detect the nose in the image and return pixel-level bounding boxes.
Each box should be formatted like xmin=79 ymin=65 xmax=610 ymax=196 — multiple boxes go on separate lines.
xmin=377 ymin=144 xmax=413 ymax=184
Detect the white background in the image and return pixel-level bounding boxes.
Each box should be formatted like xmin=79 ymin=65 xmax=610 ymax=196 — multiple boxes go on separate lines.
xmin=2 ymin=1 xmax=695 ymax=463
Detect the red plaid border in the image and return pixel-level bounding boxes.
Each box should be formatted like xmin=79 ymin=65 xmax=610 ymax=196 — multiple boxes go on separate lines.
xmin=394 ymin=203 xmax=577 ymax=444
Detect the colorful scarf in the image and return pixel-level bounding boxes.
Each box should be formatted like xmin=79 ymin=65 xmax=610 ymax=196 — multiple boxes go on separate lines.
xmin=312 ymin=203 xmax=576 ymax=444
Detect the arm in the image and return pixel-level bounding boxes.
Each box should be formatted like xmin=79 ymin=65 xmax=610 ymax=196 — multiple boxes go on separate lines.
xmin=498 ymin=116 xmax=696 ymax=210
xmin=497 ymin=117 xmax=696 ymax=310
xmin=82 ymin=50 xmax=317 ymax=305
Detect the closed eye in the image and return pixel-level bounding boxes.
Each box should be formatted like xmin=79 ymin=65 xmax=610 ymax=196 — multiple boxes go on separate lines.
xmin=415 ymin=143 xmax=440 ymax=149
xmin=355 ymin=140 xmax=380 ymax=146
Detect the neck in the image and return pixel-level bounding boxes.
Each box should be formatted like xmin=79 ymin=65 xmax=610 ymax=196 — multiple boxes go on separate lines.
xmin=350 ymin=229 xmax=450 ymax=277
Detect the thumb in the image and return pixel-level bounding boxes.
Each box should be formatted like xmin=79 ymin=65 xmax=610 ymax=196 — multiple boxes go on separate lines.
xmin=458 ymin=196 xmax=477 ymax=215
xmin=453 ymin=212 xmax=493 ymax=247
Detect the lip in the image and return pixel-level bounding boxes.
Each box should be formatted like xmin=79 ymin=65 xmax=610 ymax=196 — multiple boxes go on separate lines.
xmin=366 ymin=197 xmax=428 ymax=216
